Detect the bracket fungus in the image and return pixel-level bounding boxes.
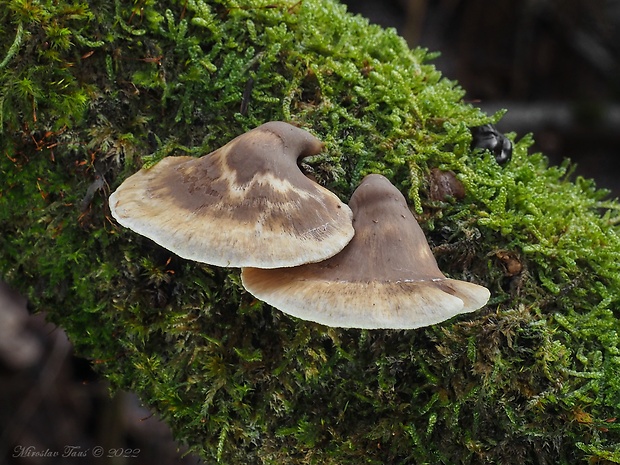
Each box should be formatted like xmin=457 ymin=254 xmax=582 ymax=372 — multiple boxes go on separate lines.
xmin=242 ymin=174 xmax=490 ymax=329
xmin=109 ymin=122 xmax=354 ymax=268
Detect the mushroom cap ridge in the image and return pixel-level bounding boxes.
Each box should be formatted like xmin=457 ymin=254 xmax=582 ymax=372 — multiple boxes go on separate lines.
xmin=241 ymin=174 xmax=490 ymax=329
xmin=108 ymin=122 xmax=354 ymax=268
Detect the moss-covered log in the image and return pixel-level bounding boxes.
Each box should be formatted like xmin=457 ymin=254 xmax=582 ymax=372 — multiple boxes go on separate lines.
xmin=2 ymin=0 xmax=620 ymax=463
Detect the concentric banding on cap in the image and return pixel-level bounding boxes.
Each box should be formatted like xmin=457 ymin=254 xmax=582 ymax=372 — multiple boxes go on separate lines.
xmin=109 ymin=122 xmax=354 ymax=268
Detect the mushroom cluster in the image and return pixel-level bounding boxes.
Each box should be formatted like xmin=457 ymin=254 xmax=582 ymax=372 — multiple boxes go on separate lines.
xmin=109 ymin=122 xmax=490 ymax=329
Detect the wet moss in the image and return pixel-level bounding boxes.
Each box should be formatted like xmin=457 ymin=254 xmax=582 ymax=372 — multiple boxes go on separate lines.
xmin=1 ymin=0 xmax=620 ymax=463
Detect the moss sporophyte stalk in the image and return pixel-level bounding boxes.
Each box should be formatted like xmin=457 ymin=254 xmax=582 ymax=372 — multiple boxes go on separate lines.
xmin=1 ymin=0 xmax=620 ymax=463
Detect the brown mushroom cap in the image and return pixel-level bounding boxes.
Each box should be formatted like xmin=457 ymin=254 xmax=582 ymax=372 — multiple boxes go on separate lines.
xmin=241 ymin=174 xmax=490 ymax=329
xmin=108 ymin=122 xmax=354 ymax=268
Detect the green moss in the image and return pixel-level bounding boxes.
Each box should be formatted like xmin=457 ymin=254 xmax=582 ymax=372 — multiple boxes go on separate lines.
xmin=2 ymin=0 xmax=620 ymax=463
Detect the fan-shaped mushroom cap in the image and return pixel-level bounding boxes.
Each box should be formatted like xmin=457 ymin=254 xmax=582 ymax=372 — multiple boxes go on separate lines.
xmin=109 ymin=122 xmax=354 ymax=268
xmin=241 ymin=174 xmax=490 ymax=329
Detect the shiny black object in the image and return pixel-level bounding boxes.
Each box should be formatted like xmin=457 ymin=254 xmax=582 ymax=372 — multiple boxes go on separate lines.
xmin=471 ymin=124 xmax=512 ymax=165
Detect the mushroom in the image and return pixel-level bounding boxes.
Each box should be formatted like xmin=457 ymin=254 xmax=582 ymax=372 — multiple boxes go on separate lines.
xmin=109 ymin=122 xmax=354 ymax=268
xmin=241 ymin=174 xmax=490 ymax=329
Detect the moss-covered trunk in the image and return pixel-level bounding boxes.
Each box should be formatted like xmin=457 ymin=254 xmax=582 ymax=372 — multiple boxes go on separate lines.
xmin=2 ymin=0 xmax=620 ymax=463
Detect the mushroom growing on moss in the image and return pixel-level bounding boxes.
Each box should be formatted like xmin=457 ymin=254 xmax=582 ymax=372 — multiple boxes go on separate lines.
xmin=241 ymin=174 xmax=490 ymax=329
xmin=108 ymin=122 xmax=354 ymax=268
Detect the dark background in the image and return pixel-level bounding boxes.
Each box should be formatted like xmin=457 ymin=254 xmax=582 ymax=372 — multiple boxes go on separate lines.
xmin=2 ymin=1 xmax=620 ymax=464
xmin=344 ymin=0 xmax=620 ymax=197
